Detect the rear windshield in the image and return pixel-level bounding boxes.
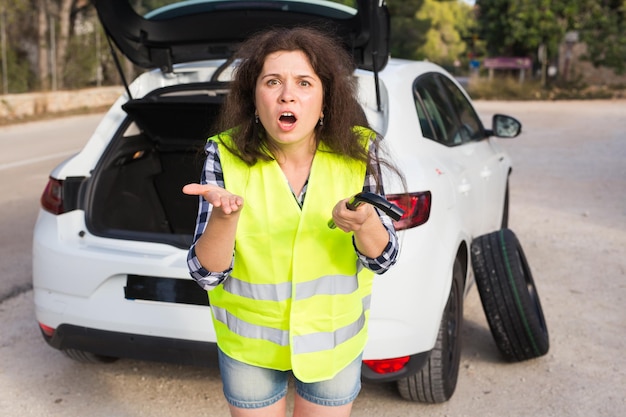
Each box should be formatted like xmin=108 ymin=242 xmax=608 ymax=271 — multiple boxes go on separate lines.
xmin=134 ymin=0 xmax=358 ymax=18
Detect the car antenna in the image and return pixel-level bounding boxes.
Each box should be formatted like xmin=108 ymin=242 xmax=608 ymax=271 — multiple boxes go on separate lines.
xmin=370 ymin=0 xmax=382 ymax=112
xmin=372 ymin=43 xmax=381 ymax=112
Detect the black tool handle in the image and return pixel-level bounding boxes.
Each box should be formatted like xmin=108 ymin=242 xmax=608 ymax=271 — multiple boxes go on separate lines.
xmin=328 ymin=192 xmax=405 ymax=229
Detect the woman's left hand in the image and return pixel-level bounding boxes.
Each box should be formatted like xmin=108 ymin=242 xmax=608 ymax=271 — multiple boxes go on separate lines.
xmin=331 ymin=198 xmax=377 ymax=233
xmin=331 ymin=197 xmax=390 ymax=258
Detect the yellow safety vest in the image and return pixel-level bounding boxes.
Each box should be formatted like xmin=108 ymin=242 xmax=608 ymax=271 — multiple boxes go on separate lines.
xmin=208 ymin=127 xmax=376 ymax=382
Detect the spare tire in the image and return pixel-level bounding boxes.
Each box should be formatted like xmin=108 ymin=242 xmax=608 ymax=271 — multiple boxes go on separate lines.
xmin=471 ymin=229 xmax=549 ymax=361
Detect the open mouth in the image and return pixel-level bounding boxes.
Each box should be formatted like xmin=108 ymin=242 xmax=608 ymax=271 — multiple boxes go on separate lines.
xmin=279 ymin=112 xmax=297 ymax=124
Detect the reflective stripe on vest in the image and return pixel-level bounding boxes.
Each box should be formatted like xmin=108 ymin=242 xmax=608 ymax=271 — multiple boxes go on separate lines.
xmin=208 ymin=127 xmax=377 ymax=382
xmin=212 ymin=293 xmax=372 ymax=354
xmin=222 ymin=273 xmax=360 ymax=301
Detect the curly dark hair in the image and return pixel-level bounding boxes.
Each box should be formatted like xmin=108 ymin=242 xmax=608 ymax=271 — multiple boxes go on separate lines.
xmin=214 ymin=26 xmax=405 ymax=193
xmin=216 ymin=26 xmax=369 ymax=161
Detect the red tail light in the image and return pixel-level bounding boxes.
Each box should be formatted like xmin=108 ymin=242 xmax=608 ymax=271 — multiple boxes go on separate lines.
xmin=41 ymin=177 xmax=65 ymax=215
xmin=38 ymin=322 xmax=56 ymax=337
xmin=363 ymin=356 xmax=411 ymax=374
xmin=387 ymin=191 xmax=431 ymax=231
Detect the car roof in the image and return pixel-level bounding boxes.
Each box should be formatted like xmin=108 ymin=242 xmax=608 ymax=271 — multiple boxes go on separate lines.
xmin=93 ymin=0 xmax=390 ymax=73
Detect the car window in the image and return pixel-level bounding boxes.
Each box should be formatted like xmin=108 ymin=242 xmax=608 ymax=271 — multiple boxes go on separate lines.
xmin=414 ymin=93 xmax=436 ymax=140
xmin=414 ymin=73 xmax=485 ymax=146
xmin=415 ymin=89 xmax=441 ymax=140
xmin=133 ymin=0 xmax=358 ymax=16
xmin=437 ymin=75 xmax=485 ymax=141
xmin=413 ymin=74 xmax=460 ymax=146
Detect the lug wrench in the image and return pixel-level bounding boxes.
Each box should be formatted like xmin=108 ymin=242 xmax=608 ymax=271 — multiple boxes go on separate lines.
xmin=328 ymin=192 xmax=405 ymax=229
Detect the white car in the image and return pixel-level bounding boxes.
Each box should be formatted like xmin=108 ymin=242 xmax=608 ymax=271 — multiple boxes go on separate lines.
xmin=33 ymin=0 xmax=548 ymax=403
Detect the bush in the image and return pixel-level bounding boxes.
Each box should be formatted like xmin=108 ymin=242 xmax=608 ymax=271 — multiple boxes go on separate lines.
xmin=466 ymin=77 xmax=542 ymax=100
xmin=466 ymin=77 xmax=626 ymax=100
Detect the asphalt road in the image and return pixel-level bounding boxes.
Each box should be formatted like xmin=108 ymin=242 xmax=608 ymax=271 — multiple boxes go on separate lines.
xmin=0 ymin=101 xmax=624 ymax=416
xmin=0 ymin=114 xmax=105 ymax=302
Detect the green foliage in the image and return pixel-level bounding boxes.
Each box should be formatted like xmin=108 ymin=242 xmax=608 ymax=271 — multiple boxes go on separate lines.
xmin=508 ymin=0 xmax=567 ymax=56
xmin=476 ymin=0 xmax=626 ymax=76
xmin=0 ymin=47 xmax=32 ymax=94
xmin=467 ymin=77 xmax=623 ymax=100
xmin=475 ymin=0 xmax=515 ymax=55
xmin=578 ymin=0 xmax=626 ymax=75
xmin=415 ymin=0 xmax=473 ymax=65
xmin=0 ymin=0 xmax=37 ymax=93
xmin=388 ymin=0 xmax=428 ymax=60
xmin=0 ymin=0 xmax=622 ymax=95
xmin=467 ymin=77 xmax=543 ymax=100
xmin=477 ymin=0 xmax=574 ymax=56
xmin=63 ymin=30 xmax=99 ymax=89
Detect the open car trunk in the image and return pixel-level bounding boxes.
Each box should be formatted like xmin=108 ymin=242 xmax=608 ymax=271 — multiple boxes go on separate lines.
xmin=84 ymin=1 xmax=392 ymax=248
xmin=86 ymin=84 xmax=225 ymax=249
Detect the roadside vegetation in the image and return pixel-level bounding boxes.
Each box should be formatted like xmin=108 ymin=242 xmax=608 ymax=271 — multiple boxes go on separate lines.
xmin=0 ymin=0 xmax=624 ymax=102
xmin=467 ymin=78 xmax=626 ymax=100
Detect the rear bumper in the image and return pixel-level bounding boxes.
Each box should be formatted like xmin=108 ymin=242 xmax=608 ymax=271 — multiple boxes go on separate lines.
xmin=43 ymin=324 xmax=219 ymax=368
xmin=41 ymin=324 xmax=430 ymax=383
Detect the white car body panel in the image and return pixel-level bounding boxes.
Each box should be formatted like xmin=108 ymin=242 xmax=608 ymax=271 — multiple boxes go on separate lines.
xmin=33 ymin=57 xmax=513 ymax=366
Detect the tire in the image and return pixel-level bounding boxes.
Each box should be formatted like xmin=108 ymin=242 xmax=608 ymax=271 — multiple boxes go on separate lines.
xmin=63 ymin=349 xmax=119 ymax=364
xmin=397 ymin=259 xmax=463 ymax=403
xmin=471 ymin=228 xmax=549 ymax=361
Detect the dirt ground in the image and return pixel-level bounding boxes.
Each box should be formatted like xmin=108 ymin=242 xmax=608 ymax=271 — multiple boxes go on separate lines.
xmin=0 ymin=100 xmax=624 ymax=416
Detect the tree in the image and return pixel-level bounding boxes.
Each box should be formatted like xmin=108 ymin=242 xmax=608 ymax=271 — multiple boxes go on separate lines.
xmin=55 ymin=0 xmax=73 ymax=90
xmin=578 ymin=0 xmax=626 ymax=75
xmin=475 ymin=0 xmax=516 ymax=56
xmin=476 ymin=0 xmax=571 ymax=56
xmin=37 ymin=0 xmax=49 ymax=90
xmin=387 ymin=0 xmax=428 ymax=60
xmin=476 ymin=0 xmax=626 ymax=81
xmin=36 ymin=0 xmax=111 ymax=90
xmin=509 ymin=0 xmax=573 ymax=85
xmin=476 ymin=0 xmax=584 ymax=84
xmin=415 ymin=0 xmax=474 ymax=65
xmin=1 ymin=0 xmax=85 ymax=92
xmin=0 ymin=0 xmax=35 ymax=93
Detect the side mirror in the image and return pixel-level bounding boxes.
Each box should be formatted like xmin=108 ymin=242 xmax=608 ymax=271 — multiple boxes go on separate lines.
xmin=486 ymin=114 xmax=522 ymax=138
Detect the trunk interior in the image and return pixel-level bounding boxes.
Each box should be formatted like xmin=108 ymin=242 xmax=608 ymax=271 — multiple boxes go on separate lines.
xmin=87 ymin=88 xmax=225 ymax=249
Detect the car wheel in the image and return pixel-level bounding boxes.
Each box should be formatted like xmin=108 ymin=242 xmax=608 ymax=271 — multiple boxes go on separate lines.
xmin=470 ymin=228 xmax=549 ymax=361
xmin=397 ymin=259 xmax=463 ymax=403
xmin=63 ymin=349 xmax=119 ymax=364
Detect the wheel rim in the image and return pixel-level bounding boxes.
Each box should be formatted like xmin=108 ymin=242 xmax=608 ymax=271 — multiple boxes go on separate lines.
xmin=517 ymin=250 xmax=548 ymax=335
xmin=442 ymin=274 xmax=462 ymax=391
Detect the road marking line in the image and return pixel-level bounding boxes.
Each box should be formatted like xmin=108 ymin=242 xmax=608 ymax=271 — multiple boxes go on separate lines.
xmin=0 ymin=150 xmax=78 ymax=171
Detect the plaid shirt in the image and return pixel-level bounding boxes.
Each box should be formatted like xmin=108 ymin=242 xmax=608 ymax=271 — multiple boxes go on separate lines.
xmin=187 ymin=140 xmax=399 ymax=290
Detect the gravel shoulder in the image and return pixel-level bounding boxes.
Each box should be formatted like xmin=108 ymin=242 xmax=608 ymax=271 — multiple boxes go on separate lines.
xmin=1 ymin=100 xmax=625 ymax=416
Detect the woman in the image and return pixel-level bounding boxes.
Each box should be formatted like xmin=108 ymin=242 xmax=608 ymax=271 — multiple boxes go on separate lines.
xmin=184 ymin=26 xmax=401 ymax=417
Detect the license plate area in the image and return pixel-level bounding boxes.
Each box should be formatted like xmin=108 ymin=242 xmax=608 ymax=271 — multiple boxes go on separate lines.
xmin=124 ymin=275 xmax=209 ymax=306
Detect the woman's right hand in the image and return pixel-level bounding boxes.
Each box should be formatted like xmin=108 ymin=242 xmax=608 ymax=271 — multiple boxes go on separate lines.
xmin=182 ymin=183 xmax=244 ymax=215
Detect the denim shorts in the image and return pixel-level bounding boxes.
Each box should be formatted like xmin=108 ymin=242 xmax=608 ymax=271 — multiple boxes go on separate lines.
xmin=217 ymin=348 xmax=363 ymax=409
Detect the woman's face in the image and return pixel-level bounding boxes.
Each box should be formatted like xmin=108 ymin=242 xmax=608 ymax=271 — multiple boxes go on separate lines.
xmin=255 ymin=50 xmax=324 ymax=150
